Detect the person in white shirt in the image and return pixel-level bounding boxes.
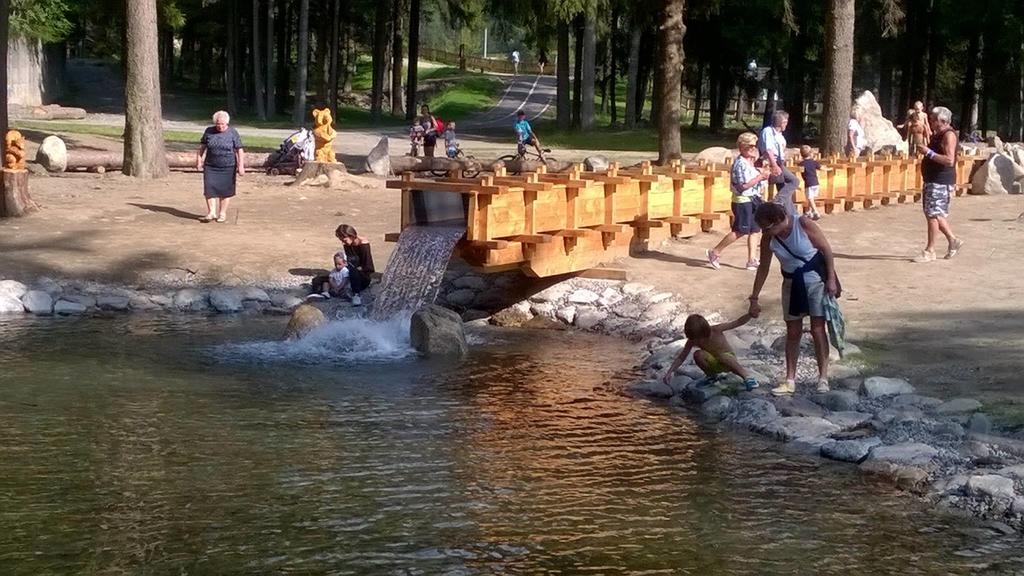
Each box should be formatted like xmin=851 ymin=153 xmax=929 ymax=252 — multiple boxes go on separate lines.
xmin=758 ymin=110 xmax=800 ymax=216
xmin=511 ymin=50 xmax=520 ymax=75
xmin=847 ymin=111 xmax=867 ymax=158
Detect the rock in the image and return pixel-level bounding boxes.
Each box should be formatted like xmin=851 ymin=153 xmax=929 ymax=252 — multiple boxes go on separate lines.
xmin=647 ymin=292 xmax=674 ymax=304
xmin=852 ymin=91 xmax=909 ymax=155
xmin=967 ymin=413 xmax=992 ymax=435
xmin=283 ymin=303 xmax=327 ymax=339
xmin=409 ymin=304 xmax=467 ymax=356
xmin=630 ymin=379 xmax=674 ymax=399
xmin=529 ymin=302 xmax=555 ymax=317
xmin=641 ymin=339 xmax=687 ymax=370
xmin=94 ymin=295 xmax=129 ymax=311
xmin=826 ymin=411 xmax=873 ymax=431
xmin=682 ymin=383 xmax=724 ymax=404
xmin=21 ymin=290 xmax=53 ymax=315
xmin=129 ymin=295 xmax=161 ymax=311
xmin=701 ymin=396 xmax=735 ymax=421
xmin=568 ymin=289 xmax=600 ymax=305
xmin=364 ymin=136 xmax=391 ymax=176
xmin=583 ymin=155 xmax=609 ymax=172
xmin=271 ymin=294 xmax=303 ymax=310
xmin=62 ymin=294 xmax=96 ymax=308
xmin=642 ymin=300 xmax=678 ymax=321
xmin=965 ymin=475 xmax=1016 ymax=502
xmin=761 ymin=416 xmax=840 ymax=442
xmin=866 ymin=442 xmax=939 ymax=467
xmin=891 ymin=394 xmax=943 ymax=410
xmin=530 ymin=283 xmax=573 ymax=303
xmin=35 ymin=135 xmax=68 ymax=172
xmin=490 ymin=301 xmax=533 ymax=327
xmin=929 ymin=421 xmax=965 ymax=440
xmin=988 ymin=135 xmax=1005 ymax=151
xmin=821 ymin=437 xmax=882 ymax=463
xmin=828 ymin=364 xmax=862 ymax=380
xmin=969 ymin=152 xmax=1024 ymax=195
xmin=460 ymin=309 xmax=489 ymax=322
xmin=667 ymin=374 xmax=694 ymax=395
xmin=731 ymin=398 xmax=780 ymax=430
xmin=241 ymin=287 xmax=271 ymax=302
xmin=997 ymin=464 xmax=1024 ymax=481
xmin=174 ymin=288 xmax=208 ymax=311
xmin=555 ymin=306 xmax=577 ymax=325
xmin=693 ymin=146 xmax=733 ymax=165
xmin=818 ymin=389 xmax=860 ymax=412
xmin=33 ymin=277 xmax=62 ymax=296
xmin=0 ymin=295 xmax=24 ymax=313
xmin=54 ymin=299 xmax=87 ymax=315
xmin=0 ymin=279 xmax=28 ymax=300
xmin=521 ymin=315 xmax=565 ymax=331
xmin=861 ymin=376 xmax=915 ymax=398
xmin=445 ymin=288 xmax=477 ymax=308
xmin=574 ymin=309 xmax=607 ymax=331
xmin=1013 ymin=498 xmax=1024 ymax=515
xmin=612 ymin=302 xmax=643 ymax=319
xmin=933 ymin=398 xmax=983 ymax=415
xmin=859 ymin=461 xmax=930 ymax=493
xmin=598 ymin=287 xmax=624 ymax=307
xmin=209 ymin=289 xmax=244 ymax=313
xmin=453 ymin=275 xmax=487 ymax=291
xmin=960 ymin=441 xmax=995 ymax=461
xmin=677 ymin=365 xmax=706 ymax=380
xmin=622 ymin=282 xmax=654 ymax=296
xmin=150 ymin=294 xmax=173 ymax=307
xmin=774 ymin=396 xmax=826 ymax=418
xmin=875 ymin=405 xmax=925 ymax=425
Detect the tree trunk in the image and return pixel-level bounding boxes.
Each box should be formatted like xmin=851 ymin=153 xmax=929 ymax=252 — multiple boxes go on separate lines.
xmin=572 ymin=15 xmax=583 ymax=129
xmin=925 ymin=1 xmax=941 ymax=105
xmin=226 ymin=0 xmax=239 ymax=114
xmin=0 ymin=0 xmax=7 ymax=150
xmin=405 ymin=0 xmax=421 ymax=120
xmin=370 ymin=0 xmax=388 ymax=120
xmin=821 ymin=0 xmax=856 ymax=156
xmin=556 ymin=21 xmax=571 ymax=130
xmin=266 ymin=0 xmax=276 ymax=117
xmin=636 ymin=30 xmax=653 ymax=123
xmin=625 ymin=22 xmax=641 ymax=129
xmin=878 ymin=41 xmax=893 ymax=119
xmin=784 ymin=31 xmax=808 ymax=143
xmin=391 ymin=0 xmax=404 ymax=116
xmin=343 ymin=22 xmax=355 ymax=94
xmin=960 ymin=30 xmax=981 ymax=139
xmin=656 ymin=0 xmax=684 ymax=163
xmin=276 ymin=0 xmax=290 ymax=114
xmin=689 ymin=59 xmax=703 ymax=129
xmin=315 ymin=6 xmax=330 ymax=103
xmin=328 ymin=0 xmax=340 ymax=114
xmin=253 ymin=0 xmax=267 ymax=120
xmin=609 ymin=12 xmax=618 ymax=126
xmin=293 ymin=0 xmax=310 ymax=124
xmin=580 ymin=13 xmax=596 ymax=130
xmin=123 ymin=0 xmax=169 ymax=178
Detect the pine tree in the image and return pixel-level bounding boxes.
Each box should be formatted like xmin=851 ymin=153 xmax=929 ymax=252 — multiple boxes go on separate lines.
xmin=123 ymin=0 xmax=169 ymax=178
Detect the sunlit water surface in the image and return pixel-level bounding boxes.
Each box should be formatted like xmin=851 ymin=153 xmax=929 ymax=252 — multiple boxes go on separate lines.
xmin=0 ymin=315 xmax=1021 ymax=575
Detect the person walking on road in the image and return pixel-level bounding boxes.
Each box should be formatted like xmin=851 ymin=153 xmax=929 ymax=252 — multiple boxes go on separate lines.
xmin=914 ymin=106 xmax=964 ymax=263
xmin=759 ymin=110 xmax=799 ymax=216
xmin=510 ymin=50 xmax=521 ymax=75
xmin=707 ymin=132 xmax=770 ymax=271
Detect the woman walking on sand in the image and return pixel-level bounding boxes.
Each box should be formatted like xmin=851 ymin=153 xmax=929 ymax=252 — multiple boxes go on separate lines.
xmin=747 ymin=202 xmax=840 ymax=396
xmin=707 ymin=132 xmax=771 ymax=271
xmin=196 ymin=110 xmax=244 ymax=223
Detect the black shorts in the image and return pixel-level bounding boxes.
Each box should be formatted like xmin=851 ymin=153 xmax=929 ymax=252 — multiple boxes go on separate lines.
xmin=731 ymin=202 xmax=760 ymax=235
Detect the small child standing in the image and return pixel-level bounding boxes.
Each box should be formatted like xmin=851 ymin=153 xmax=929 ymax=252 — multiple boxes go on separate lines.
xmin=662 ymin=313 xmax=760 ymax=391
xmin=799 ymin=145 xmax=823 ymax=220
xmin=444 ymin=121 xmax=458 ymax=159
xmin=409 ymin=124 xmax=425 ymax=156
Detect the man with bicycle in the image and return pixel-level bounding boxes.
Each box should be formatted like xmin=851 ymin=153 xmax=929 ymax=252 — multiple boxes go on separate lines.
xmin=514 ymin=110 xmax=544 ymax=159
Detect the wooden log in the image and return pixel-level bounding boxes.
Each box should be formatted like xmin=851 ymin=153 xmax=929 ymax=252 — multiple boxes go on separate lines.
xmin=290 ymin=160 xmax=347 ymax=186
xmin=29 ymin=105 xmax=88 ymax=120
xmin=35 ymin=144 xmax=270 ymax=173
xmin=390 ymin=155 xmax=481 ymax=174
xmin=1 ymin=169 xmax=38 ymax=217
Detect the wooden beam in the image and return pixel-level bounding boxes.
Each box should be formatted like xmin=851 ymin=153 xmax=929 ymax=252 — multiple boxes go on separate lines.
xmin=549 ymin=228 xmax=597 ymax=237
xmin=577 ymin=268 xmax=629 ymax=281
xmin=589 ymin=224 xmax=624 ymax=233
xmin=384 ymin=232 xmax=401 ymax=242
xmin=464 ymin=239 xmax=509 ymax=249
xmin=385 ymin=180 xmax=511 ymax=195
xmin=500 ymin=234 xmax=553 ymax=244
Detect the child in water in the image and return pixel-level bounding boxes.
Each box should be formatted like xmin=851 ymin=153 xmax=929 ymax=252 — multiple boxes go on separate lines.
xmin=662 ymin=313 xmax=760 ymax=391
xmin=444 ymin=121 xmax=459 ymax=159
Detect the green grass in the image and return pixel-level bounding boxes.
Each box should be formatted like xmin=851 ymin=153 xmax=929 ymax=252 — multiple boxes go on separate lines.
xmin=532 ymin=121 xmax=736 ymax=153
xmin=426 ymin=76 xmax=504 ymax=122
xmin=13 ymin=120 xmax=284 ymax=151
xmin=982 ymin=401 xmax=1024 ymax=433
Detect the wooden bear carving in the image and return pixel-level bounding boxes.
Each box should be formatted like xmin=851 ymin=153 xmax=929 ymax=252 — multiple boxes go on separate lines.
xmin=4 ymin=130 xmax=27 ymax=171
xmin=312 ymin=108 xmax=337 ymax=163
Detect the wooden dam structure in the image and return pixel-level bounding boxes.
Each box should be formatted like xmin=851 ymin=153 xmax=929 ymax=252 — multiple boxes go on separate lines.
xmin=386 ymin=153 xmax=982 ymax=278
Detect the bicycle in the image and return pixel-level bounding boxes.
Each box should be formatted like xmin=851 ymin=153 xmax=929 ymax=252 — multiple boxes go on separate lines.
xmin=430 ymin=144 xmax=481 ymax=179
xmin=497 ymin=143 xmax=558 ymax=175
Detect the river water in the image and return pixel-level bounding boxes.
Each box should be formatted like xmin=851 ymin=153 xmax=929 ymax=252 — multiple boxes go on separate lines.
xmin=1 ymin=315 xmax=1021 ymax=575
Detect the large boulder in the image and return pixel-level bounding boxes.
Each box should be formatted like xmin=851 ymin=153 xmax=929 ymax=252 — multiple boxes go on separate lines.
xmin=821 ymin=437 xmax=882 ymax=463
xmin=583 ymin=155 xmax=610 ymax=172
xmin=0 ymin=294 xmax=24 ymax=313
xmin=35 ymin=135 xmax=68 ymax=172
xmin=364 ymin=136 xmax=391 ymax=176
xmin=866 ymin=442 xmax=938 ymax=467
xmin=21 ymin=290 xmax=53 ymax=315
xmin=210 ymin=289 xmax=244 ymax=313
xmin=0 ymin=279 xmax=28 ymax=300
xmin=283 ymin=303 xmax=327 ymax=340
xmin=693 ymin=146 xmax=733 ymax=165
xmin=969 ymin=152 xmax=1024 ymax=195
xmin=409 ymin=304 xmax=467 ymax=356
xmin=861 ymin=376 xmax=915 ymax=398
xmin=852 ymin=91 xmax=909 ymax=155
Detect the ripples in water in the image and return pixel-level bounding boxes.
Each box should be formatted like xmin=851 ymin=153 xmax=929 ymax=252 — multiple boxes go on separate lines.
xmin=0 ymin=316 xmax=1021 ymax=575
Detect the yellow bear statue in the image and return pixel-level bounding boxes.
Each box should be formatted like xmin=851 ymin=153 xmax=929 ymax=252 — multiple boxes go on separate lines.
xmin=312 ymin=108 xmax=337 ymax=163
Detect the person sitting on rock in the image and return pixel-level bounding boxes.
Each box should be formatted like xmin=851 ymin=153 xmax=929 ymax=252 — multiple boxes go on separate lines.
xmin=662 ymin=313 xmax=759 ymax=391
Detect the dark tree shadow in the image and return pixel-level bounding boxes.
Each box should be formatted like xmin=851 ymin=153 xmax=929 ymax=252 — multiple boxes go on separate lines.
xmin=633 ymin=249 xmax=746 ymax=270
xmin=127 ymin=203 xmax=205 ymax=221
xmin=289 ymin=268 xmax=328 ymax=278
xmin=834 ymin=252 xmax=908 ymax=262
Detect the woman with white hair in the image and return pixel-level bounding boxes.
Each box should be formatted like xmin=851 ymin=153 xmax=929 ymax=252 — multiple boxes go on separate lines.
xmin=196 ymin=110 xmax=245 ymax=222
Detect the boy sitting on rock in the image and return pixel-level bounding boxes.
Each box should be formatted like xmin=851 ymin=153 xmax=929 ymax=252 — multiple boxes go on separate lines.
xmin=662 ymin=313 xmax=759 ymax=391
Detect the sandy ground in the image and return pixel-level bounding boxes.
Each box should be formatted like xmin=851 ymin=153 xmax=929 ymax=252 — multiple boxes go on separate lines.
xmin=3 ymin=161 xmax=1024 ymax=405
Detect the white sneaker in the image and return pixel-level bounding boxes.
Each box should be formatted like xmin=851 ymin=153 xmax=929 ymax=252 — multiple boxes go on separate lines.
xmin=351 ymin=294 xmax=362 ymax=306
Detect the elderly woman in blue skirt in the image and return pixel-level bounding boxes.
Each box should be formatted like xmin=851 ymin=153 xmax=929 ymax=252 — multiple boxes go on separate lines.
xmin=196 ymin=110 xmax=245 ymax=222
